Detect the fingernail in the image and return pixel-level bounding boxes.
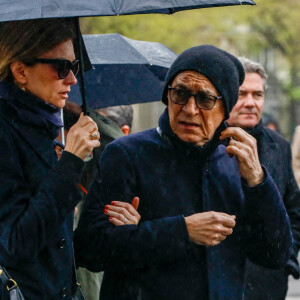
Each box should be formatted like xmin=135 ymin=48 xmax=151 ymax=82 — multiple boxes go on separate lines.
xmin=104 ymin=209 xmax=108 ymax=213
xmin=111 ymin=202 xmax=115 ymax=205
xmin=109 ymin=217 xmax=112 ymax=220
xmin=105 ymin=205 xmax=108 ymax=209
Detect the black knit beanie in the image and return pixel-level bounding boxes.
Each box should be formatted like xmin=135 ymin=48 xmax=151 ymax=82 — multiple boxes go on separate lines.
xmin=162 ymin=45 xmax=245 ymax=119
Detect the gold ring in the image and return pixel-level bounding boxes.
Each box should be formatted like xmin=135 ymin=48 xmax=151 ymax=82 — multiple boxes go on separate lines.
xmin=91 ymin=132 xmax=98 ymax=139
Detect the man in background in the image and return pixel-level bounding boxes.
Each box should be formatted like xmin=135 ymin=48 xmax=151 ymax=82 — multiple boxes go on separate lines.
xmin=97 ymin=105 xmax=134 ymax=136
xmin=227 ymin=57 xmax=300 ymax=299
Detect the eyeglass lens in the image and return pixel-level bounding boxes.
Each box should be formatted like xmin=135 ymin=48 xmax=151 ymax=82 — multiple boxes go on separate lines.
xmin=170 ymin=88 xmax=217 ymax=110
xmin=57 ymin=60 xmax=79 ymax=79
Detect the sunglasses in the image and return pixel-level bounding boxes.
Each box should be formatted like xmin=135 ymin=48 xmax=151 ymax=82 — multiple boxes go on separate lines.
xmin=168 ymin=85 xmax=222 ymax=110
xmin=27 ymin=58 xmax=80 ymax=79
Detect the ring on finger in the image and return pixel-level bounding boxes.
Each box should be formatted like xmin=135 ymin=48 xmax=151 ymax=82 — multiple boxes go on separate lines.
xmin=233 ymin=140 xmax=237 ymax=146
xmin=123 ymin=216 xmax=127 ymax=223
xmin=91 ymin=131 xmax=98 ymax=139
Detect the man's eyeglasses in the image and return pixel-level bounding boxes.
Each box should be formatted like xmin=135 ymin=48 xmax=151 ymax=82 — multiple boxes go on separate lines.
xmin=168 ymin=85 xmax=222 ymax=110
xmin=26 ymin=58 xmax=80 ymax=79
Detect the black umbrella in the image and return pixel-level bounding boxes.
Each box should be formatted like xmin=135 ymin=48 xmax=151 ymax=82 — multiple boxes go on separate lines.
xmin=69 ymin=33 xmax=178 ymax=108
xmin=0 ymin=0 xmax=255 ymax=112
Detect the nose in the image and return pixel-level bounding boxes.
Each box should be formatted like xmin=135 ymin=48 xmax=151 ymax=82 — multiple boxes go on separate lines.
xmin=243 ymin=93 xmax=256 ymax=107
xmin=182 ymin=95 xmax=199 ymax=115
xmin=64 ymin=70 xmax=77 ymax=86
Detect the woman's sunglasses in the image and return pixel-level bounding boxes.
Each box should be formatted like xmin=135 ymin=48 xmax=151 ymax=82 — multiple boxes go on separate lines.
xmin=26 ymin=58 xmax=80 ymax=79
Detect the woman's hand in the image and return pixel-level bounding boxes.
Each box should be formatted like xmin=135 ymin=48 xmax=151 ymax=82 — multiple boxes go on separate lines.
xmin=64 ymin=113 xmax=100 ymax=160
xmin=104 ymin=197 xmax=140 ymax=226
xmin=220 ymin=127 xmax=264 ymax=186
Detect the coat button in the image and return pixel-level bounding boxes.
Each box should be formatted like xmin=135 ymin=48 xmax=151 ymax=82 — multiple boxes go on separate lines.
xmin=58 ymin=238 xmax=66 ymax=249
xmin=61 ymin=287 xmax=67 ymax=298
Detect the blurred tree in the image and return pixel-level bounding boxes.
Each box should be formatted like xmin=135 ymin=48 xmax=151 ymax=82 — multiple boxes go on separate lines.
xmin=80 ymin=1 xmax=300 ymax=134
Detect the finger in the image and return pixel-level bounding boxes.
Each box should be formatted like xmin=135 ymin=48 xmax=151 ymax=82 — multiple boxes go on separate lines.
xmin=90 ymin=130 xmax=100 ymax=141
xmin=109 ymin=217 xmax=124 ymax=226
xmin=217 ymin=234 xmax=227 ymax=241
xmin=218 ymin=226 xmax=233 ymax=236
xmin=105 ymin=206 xmax=136 ymax=223
xmin=131 ymin=197 xmax=140 ymax=210
xmin=82 ymin=121 xmax=98 ymax=134
xmin=226 ymin=145 xmax=250 ymax=162
xmin=90 ymin=140 xmax=101 ymax=149
xmin=220 ymin=127 xmax=251 ymax=143
xmin=110 ymin=201 xmax=140 ymax=218
xmin=76 ymin=113 xmax=96 ymax=127
xmin=218 ymin=212 xmax=236 ymax=219
xmin=105 ymin=210 xmax=126 ymax=222
xmin=219 ymin=215 xmax=236 ymax=228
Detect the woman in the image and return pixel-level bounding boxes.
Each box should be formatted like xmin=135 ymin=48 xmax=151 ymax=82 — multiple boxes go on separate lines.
xmin=0 ymin=19 xmax=100 ymax=299
xmin=75 ymin=45 xmax=292 ymax=300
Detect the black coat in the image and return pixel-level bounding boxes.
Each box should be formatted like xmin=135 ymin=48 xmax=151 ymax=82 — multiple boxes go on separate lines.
xmin=244 ymin=125 xmax=300 ymax=298
xmin=0 ymin=82 xmax=84 ymax=299
xmin=75 ymin=111 xmax=292 ymax=300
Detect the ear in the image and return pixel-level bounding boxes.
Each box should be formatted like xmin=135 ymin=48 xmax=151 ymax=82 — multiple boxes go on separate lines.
xmin=121 ymin=125 xmax=130 ymax=136
xmin=10 ymin=61 xmax=28 ymax=87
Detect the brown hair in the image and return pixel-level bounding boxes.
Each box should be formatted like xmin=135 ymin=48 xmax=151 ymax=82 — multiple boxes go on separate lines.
xmin=0 ymin=18 xmax=75 ymax=81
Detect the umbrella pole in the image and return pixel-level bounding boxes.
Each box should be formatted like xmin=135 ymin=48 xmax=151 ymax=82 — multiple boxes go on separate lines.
xmin=60 ymin=109 xmax=65 ymax=146
xmin=75 ymin=17 xmax=87 ymax=115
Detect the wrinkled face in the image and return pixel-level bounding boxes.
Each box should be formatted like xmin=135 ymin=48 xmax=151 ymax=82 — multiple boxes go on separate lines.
xmin=168 ymin=70 xmax=225 ymax=146
xmin=23 ymin=39 xmax=77 ymax=108
xmin=227 ymin=72 xmax=264 ymax=128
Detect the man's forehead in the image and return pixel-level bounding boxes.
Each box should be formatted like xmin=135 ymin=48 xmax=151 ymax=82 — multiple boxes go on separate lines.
xmin=173 ymin=70 xmax=217 ymax=92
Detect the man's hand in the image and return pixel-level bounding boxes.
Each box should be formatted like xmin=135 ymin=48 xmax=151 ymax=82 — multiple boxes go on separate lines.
xmin=185 ymin=211 xmax=236 ymax=246
xmin=220 ymin=127 xmax=264 ymax=186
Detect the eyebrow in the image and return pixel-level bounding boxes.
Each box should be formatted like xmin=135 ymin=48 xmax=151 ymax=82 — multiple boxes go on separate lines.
xmin=239 ymin=88 xmax=264 ymax=93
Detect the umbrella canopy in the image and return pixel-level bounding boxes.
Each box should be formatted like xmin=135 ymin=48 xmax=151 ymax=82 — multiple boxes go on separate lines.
xmin=0 ymin=0 xmax=255 ymax=112
xmin=69 ymin=33 xmax=178 ymax=108
xmin=0 ymin=0 xmax=255 ymax=21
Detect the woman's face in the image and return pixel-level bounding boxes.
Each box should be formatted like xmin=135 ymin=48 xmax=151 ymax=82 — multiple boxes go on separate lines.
xmin=168 ymin=70 xmax=225 ymax=146
xmin=22 ymin=39 xmax=77 ymax=108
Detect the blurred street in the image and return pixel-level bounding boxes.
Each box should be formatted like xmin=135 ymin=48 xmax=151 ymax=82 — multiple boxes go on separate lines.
xmin=287 ymin=256 xmax=300 ymax=299
xmin=287 ymin=276 xmax=300 ymax=299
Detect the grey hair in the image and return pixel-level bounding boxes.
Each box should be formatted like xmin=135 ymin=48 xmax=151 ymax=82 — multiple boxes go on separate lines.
xmin=238 ymin=57 xmax=268 ymax=89
xmin=97 ymin=105 xmax=134 ymax=129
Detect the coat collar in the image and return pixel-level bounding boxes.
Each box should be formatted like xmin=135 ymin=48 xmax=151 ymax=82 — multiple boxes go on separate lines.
xmin=244 ymin=121 xmax=279 ymax=173
xmin=0 ymin=97 xmax=57 ymax=168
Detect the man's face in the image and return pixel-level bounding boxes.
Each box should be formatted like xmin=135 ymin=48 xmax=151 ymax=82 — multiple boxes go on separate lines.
xmin=168 ymin=70 xmax=225 ymax=146
xmin=227 ymin=72 xmax=264 ymax=128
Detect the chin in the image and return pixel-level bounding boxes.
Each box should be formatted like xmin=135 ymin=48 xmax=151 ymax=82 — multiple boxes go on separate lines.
xmin=53 ymin=99 xmax=66 ymax=109
xmin=239 ymin=118 xmax=258 ymax=129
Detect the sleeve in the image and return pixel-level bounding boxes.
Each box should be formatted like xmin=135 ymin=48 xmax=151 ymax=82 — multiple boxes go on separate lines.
xmin=243 ymin=167 xmax=293 ymax=269
xmin=74 ymin=142 xmax=192 ymax=272
xmin=282 ymin=144 xmax=300 ymax=278
xmin=0 ymin=128 xmax=84 ymax=263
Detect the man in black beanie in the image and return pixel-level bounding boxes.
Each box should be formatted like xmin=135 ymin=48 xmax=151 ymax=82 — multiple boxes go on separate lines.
xmin=75 ymin=45 xmax=292 ymax=300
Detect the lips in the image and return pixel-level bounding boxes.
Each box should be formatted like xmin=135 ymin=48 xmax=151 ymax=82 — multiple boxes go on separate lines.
xmin=179 ymin=121 xmax=200 ymax=127
xmin=59 ymin=90 xmax=70 ymax=99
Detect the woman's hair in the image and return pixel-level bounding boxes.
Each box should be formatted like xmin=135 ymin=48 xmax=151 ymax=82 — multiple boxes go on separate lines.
xmin=0 ymin=18 xmax=75 ymax=81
